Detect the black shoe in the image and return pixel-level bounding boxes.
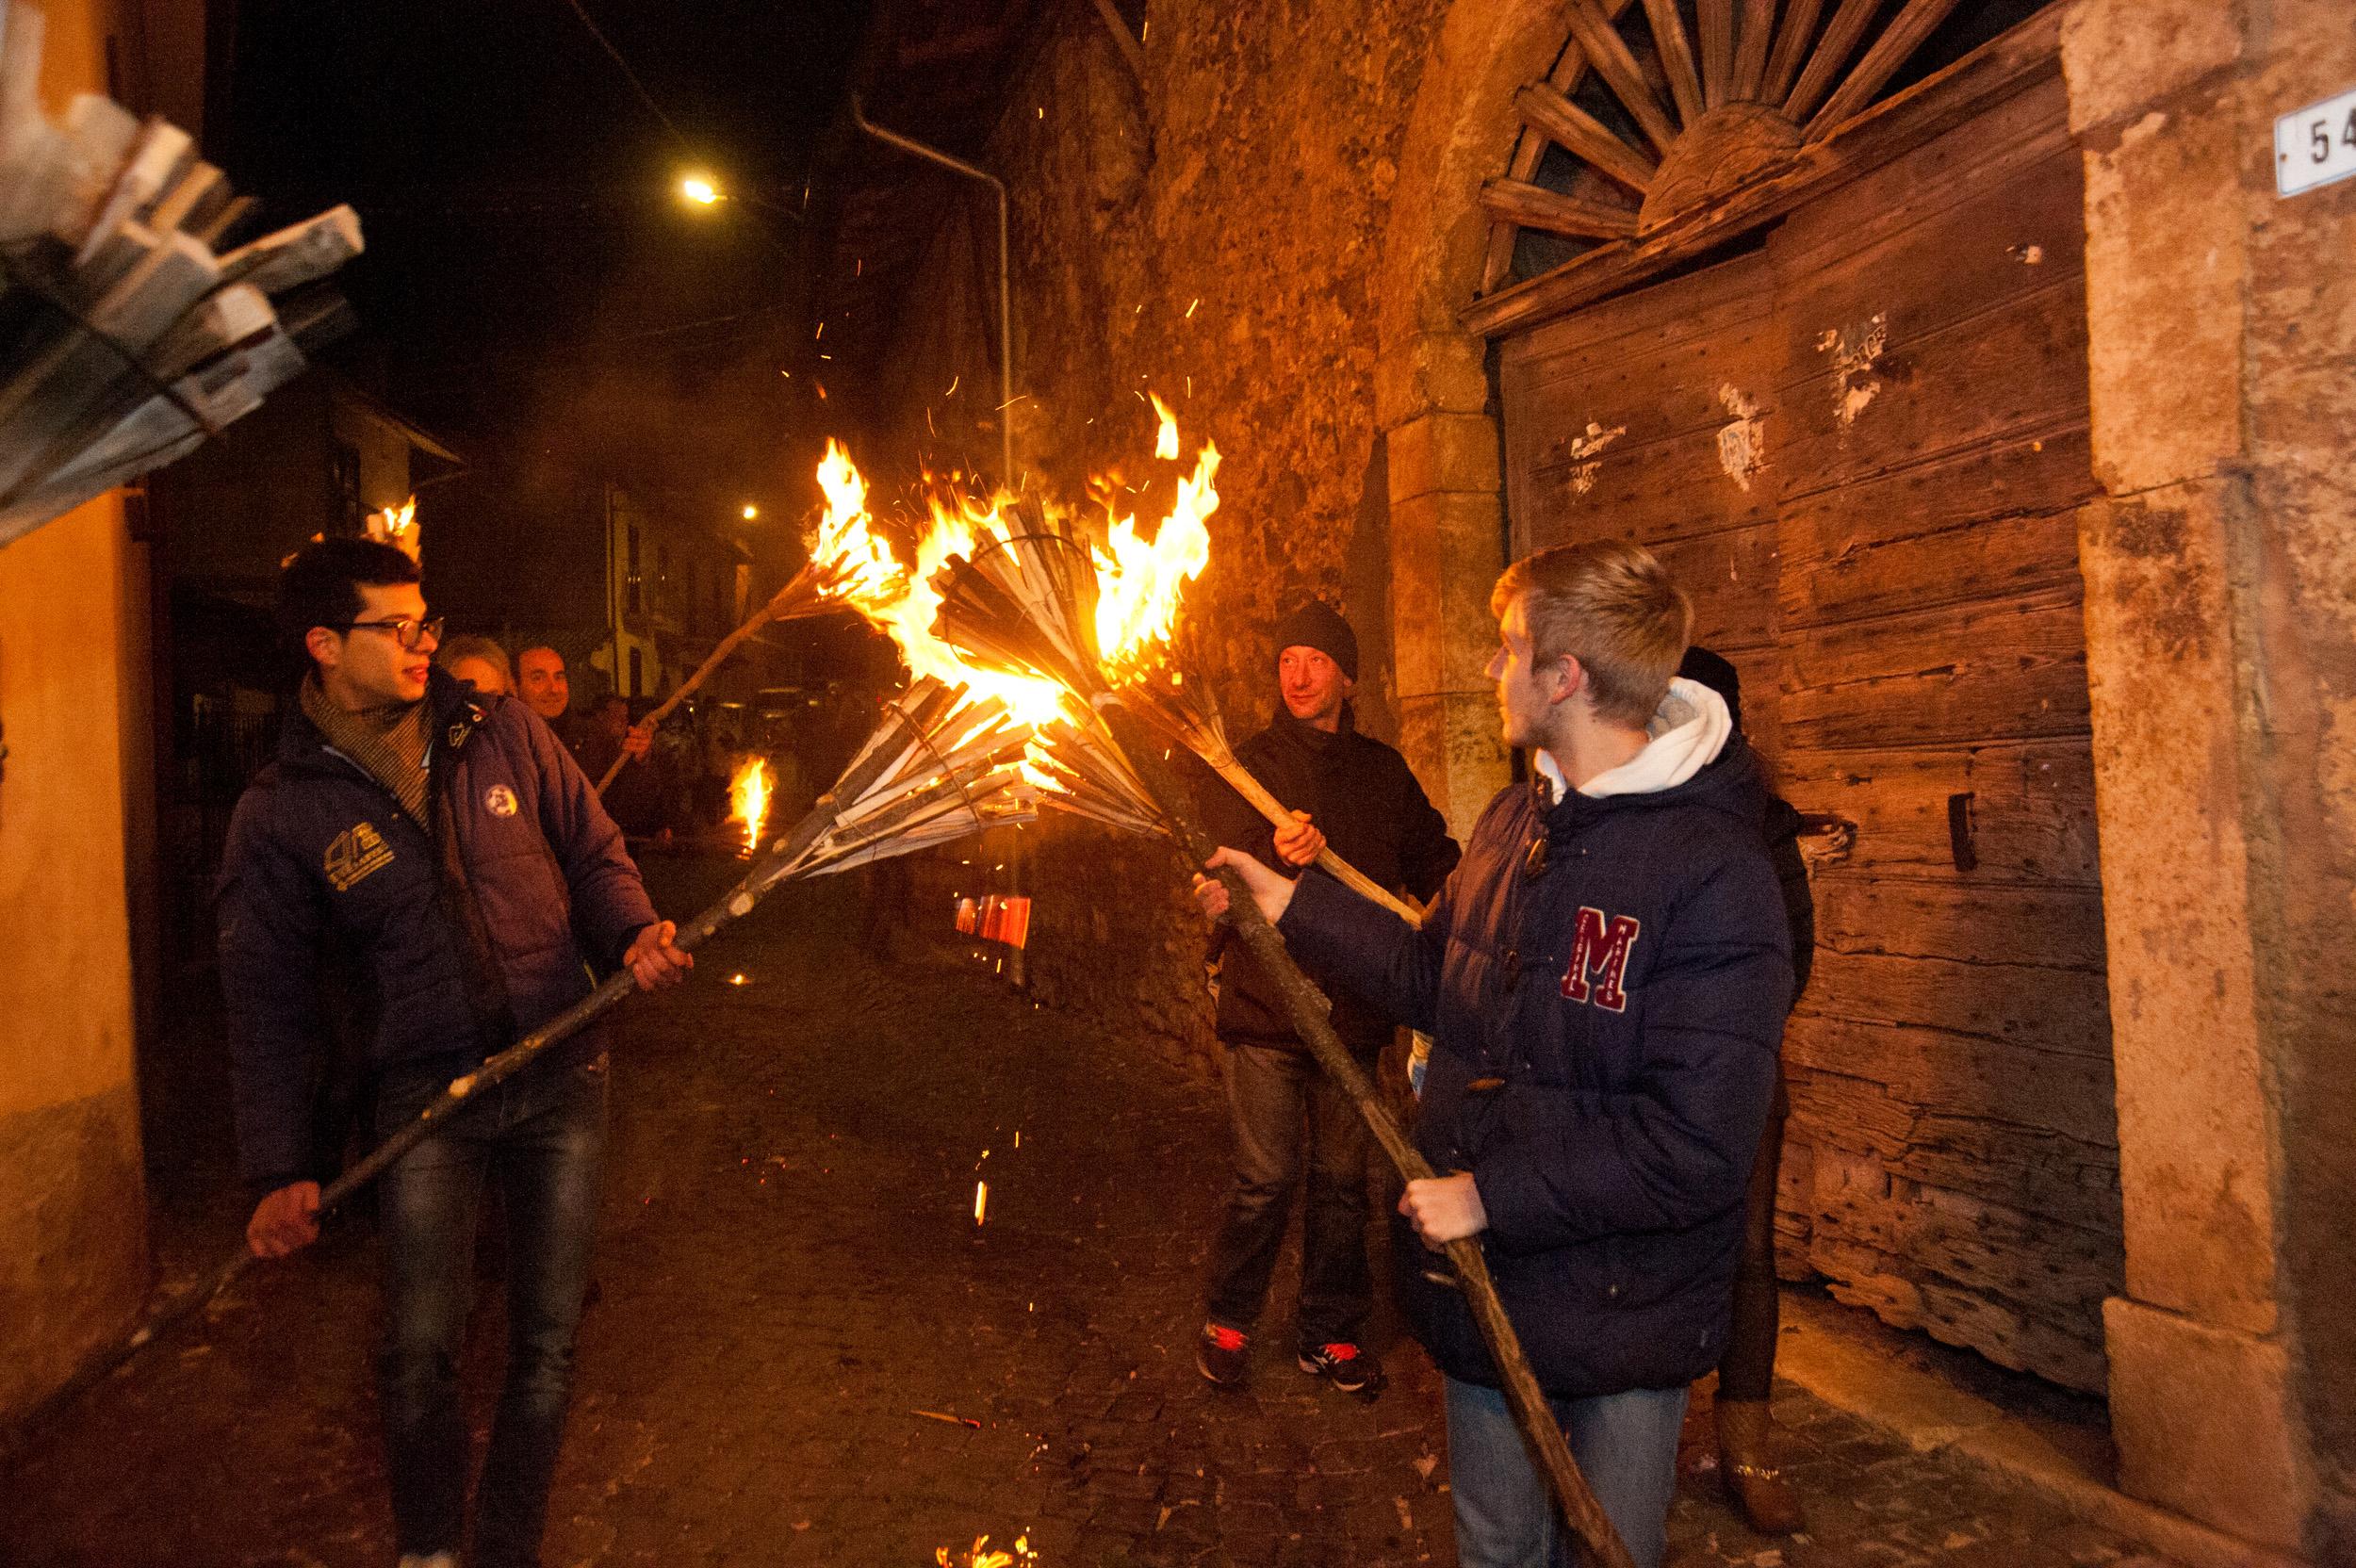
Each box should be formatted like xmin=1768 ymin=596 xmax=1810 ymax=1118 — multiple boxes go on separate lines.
xmin=1299 ymin=1340 xmax=1383 ymax=1396
xmin=1198 ymin=1321 xmax=1251 ymax=1386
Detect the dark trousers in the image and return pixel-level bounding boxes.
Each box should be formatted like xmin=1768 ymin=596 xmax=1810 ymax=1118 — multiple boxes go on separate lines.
xmin=375 ymin=1054 xmax=608 ymax=1568
xmin=1717 ymin=1070 xmax=1788 ymax=1402
xmin=1203 ymin=1040 xmax=1373 ymax=1346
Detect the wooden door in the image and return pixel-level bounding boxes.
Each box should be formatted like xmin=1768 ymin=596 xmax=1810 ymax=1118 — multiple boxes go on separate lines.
xmin=1497 ymin=71 xmax=2119 ymax=1392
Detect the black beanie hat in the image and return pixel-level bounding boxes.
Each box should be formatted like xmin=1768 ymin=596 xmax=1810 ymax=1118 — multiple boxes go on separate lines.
xmin=1273 ymin=600 xmax=1359 ymax=681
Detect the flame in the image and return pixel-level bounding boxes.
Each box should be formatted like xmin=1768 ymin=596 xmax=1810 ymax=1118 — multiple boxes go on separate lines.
xmin=729 ymin=757 xmax=771 ymax=855
xmin=937 ymin=1535 xmax=1037 ymax=1568
xmin=1094 ymin=435 xmax=1219 ymax=672
xmin=808 ymin=439 xmax=908 ymax=613
xmin=367 ymin=496 xmax=419 ymax=563
xmin=814 ymin=405 xmax=1218 ymax=745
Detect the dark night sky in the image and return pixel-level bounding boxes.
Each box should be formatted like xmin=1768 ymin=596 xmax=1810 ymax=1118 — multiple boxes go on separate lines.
xmin=215 ymin=1 xmax=879 ymax=506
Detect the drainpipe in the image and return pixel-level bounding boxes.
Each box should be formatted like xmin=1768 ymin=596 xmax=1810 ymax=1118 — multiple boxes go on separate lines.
xmin=850 ymin=95 xmax=1015 ymax=486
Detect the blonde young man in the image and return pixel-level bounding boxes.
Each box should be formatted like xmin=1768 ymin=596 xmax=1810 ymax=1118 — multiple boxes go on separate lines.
xmin=1201 ymin=540 xmax=1790 ymax=1568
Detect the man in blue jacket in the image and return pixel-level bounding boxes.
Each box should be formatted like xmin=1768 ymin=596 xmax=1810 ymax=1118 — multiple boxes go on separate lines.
xmin=1200 ymin=540 xmax=1790 ymax=1568
xmin=219 ymin=538 xmax=692 ymax=1568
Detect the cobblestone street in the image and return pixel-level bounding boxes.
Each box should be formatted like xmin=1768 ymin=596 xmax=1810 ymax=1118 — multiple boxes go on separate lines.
xmin=3 ymin=866 xmax=2182 ymax=1568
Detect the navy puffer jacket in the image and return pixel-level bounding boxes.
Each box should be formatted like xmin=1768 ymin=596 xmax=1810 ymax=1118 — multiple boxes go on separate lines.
xmin=217 ymin=668 xmax=657 ymax=1192
xmin=1279 ymin=727 xmax=1790 ymax=1397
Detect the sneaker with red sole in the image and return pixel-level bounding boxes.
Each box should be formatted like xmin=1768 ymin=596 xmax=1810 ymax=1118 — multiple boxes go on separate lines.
xmin=1197 ymin=1320 xmax=1250 ymax=1386
xmin=1298 ymin=1340 xmax=1383 ymax=1396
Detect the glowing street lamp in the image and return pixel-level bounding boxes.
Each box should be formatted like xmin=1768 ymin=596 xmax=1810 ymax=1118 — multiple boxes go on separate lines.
xmin=679 ymin=173 xmax=721 ymax=206
xmin=741 ymin=503 xmax=759 ymax=520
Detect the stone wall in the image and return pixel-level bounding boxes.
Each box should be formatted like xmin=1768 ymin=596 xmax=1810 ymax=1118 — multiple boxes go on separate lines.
xmin=870 ymin=0 xmax=1459 ymax=1057
xmin=2062 ymin=0 xmax=2356 ymax=1554
xmin=0 ymin=494 xmax=151 ymax=1428
xmin=0 ymin=0 xmax=159 ymax=1431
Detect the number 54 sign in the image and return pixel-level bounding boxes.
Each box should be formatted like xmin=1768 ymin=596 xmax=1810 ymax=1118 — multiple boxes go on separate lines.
xmin=2276 ymin=88 xmax=2356 ymax=198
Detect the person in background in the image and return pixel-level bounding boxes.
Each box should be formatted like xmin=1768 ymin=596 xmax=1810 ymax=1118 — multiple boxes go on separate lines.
xmin=570 ymin=694 xmax=669 ymax=841
xmin=1198 ymin=541 xmax=1790 ymax=1568
xmin=1192 ymin=600 xmax=1459 ymax=1398
xmin=515 ymin=645 xmax=572 ymax=736
xmin=1677 ymin=645 xmax=1815 ymax=1536
xmin=435 ymin=634 xmax=512 ymax=697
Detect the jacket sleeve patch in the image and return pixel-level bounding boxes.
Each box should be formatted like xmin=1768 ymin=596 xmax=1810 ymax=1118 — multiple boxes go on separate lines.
xmin=1560 ymin=906 xmax=1640 ymax=1012
xmin=325 ymin=822 xmax=395 ymax=891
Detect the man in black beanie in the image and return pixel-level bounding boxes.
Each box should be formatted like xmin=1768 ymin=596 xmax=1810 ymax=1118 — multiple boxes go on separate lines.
xmin=1193 ymin=599 xmax=1459 ymax=1396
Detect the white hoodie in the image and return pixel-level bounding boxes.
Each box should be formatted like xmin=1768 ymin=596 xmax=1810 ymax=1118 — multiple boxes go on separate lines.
xmin=1534 ymin=676 xmax=1734 ymax=804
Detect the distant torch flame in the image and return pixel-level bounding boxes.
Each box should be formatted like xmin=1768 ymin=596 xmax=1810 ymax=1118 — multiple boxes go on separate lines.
xmin=729 ymin=757 xmax=771 ymax=855
xmin=367 ymin=496 xmax=419 ymax=563
xmin=937 ymin=1534 xmax=1035 ymax=1568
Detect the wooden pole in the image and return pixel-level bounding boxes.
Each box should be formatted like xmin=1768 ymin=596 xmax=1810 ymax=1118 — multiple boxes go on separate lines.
xmin=1197 ymin=752 xmax=1423 ymax=926
xmin=6 ymin=694 xmax=941 ymax=1455
xmin=596 ymin=563 xmax=839 ymax=794
xmin=1101 ymin=703 xmax=1638 ymax=1568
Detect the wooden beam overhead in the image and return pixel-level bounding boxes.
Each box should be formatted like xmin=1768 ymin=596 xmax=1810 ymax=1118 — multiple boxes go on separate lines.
xmin=1762 ymin=0 xmax=1828 ymax=104
xmin=1642 ymin=0 xmax=1709 ymax=125
xmin=1479 ymin=177 xmax=1643 ymax=239
xmin=1786 ymin=0 xmax=1884 ymax=123
xmin=1563 ymin=0 xmax=1683 ymax=155
xmin=1811 ymin=0 xmax=1968 ymax=135
xmin=1697 ymin=0 xmax=1739 ymax=110
xmin=1732 ymin=0 xmax=1779 ymax=101
xmin=1514 ymin=83 xmax=1661 ymax=194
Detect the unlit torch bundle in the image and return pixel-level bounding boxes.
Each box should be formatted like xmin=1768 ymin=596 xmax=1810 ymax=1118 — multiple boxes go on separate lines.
xmin=16 ymin=678 xmax=1033 ymax=1441
xmin=0 ymin=2 xmax=362 ymax=547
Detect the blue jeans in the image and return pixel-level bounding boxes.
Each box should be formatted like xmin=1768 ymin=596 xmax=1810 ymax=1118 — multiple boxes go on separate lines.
xmin=1444 ymin=1374 xmax=1689 ymax=1568
xmin=1203 ymin=1042 xmax=1373 ymax=1345
xmin=375 ymin=1052 xmax=608 ymax=1568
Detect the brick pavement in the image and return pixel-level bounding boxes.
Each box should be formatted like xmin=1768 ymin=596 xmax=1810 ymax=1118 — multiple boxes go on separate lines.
xmin=1 ymin=864 xmax=2181 ymax=1568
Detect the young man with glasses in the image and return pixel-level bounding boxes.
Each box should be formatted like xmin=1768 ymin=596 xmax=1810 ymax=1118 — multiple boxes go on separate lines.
xmin=218 ymin=537 xmax=692 ymax=1568
xmin=1198 ymin=540 xmax=1790 ymax=1568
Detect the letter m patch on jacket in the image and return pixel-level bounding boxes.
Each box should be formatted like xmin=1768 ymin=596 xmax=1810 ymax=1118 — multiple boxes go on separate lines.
xmin=1560 ymin=907 xmax=1640 ymax=1012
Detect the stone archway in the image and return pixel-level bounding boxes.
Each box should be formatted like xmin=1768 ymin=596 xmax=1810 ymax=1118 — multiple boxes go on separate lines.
xmin=1368 ymin=0 xmax=1563 ymax=833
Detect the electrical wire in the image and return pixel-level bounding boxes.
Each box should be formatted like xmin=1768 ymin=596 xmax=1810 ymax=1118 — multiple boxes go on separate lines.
xmin=554 ymin=0 xmax=695 ymax=149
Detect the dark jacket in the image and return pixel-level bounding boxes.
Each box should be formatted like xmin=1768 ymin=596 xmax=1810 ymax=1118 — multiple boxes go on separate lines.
xmin=1279 ymin=731 xmax=1791 ymax=1397
xmin=217 ymin=668 xmax=657 ymax=1192
xmin=1200 ymin=707 xmax=1459 ymax=1054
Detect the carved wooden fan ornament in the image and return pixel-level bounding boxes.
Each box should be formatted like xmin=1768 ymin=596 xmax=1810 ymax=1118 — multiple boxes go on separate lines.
xmin=1479 ymin=0 xmax=1967 ymax=291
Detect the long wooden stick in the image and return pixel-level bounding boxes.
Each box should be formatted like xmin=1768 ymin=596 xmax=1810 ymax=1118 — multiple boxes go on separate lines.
xmin=596 ymin=561 xmax=853 ymax=794
xmin=5 ymin=694 xmax=949 ymax=1456
xmin=1102 ymin=703 xmax=1637 ymax=1568
xmin=1199 ymin=752 xmax=1423 ymax=926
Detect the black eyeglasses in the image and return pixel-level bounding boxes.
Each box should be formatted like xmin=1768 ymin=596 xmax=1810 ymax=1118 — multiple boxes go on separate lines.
xmin=339 ymin=615 xmax=444 ymax=650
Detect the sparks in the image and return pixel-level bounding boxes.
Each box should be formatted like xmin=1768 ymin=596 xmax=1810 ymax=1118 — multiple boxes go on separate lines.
xmin=1149 ymin=393 xmax=1179 ymax=461
xmin=973 ymin=1181 xmax=989 ymax=1225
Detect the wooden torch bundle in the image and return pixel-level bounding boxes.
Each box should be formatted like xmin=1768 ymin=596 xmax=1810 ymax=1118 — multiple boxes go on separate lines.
xmin=0 ymin=1 xmax=361 ymax=547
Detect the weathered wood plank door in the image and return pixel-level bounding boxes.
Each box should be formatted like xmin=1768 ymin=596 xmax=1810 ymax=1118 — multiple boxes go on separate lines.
xmin=1497 ymin=70 xmax=2119 ymax=1392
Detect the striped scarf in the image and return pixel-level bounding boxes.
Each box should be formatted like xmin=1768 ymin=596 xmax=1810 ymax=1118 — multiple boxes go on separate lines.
xmin=301 ymin=672 xmax=432 ymax=825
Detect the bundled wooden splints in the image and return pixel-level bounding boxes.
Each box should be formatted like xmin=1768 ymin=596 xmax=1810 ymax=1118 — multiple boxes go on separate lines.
xmin=0 ymin=0 xmax=363 ymax=547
